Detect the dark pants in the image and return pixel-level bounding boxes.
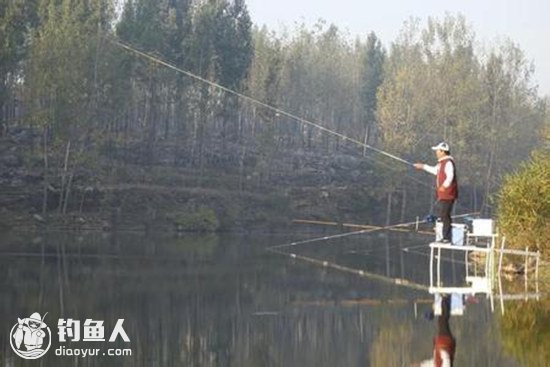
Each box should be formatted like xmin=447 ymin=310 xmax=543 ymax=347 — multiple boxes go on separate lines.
xmin=438 ymin=295 xmax=452 ymax=336
xmin=437 ymin=200 xmax=454 ymax=241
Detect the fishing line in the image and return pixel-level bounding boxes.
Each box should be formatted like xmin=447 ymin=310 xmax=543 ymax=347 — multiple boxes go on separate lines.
xmin=338 ymin=143 xmax=431 ymax=188
xmin=105 ymin=36 xmax=415 ymax=167
xmin=291 ymin=219 xmax=434 ymax=235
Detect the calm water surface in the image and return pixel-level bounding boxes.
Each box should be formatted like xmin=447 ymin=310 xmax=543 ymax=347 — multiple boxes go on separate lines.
xmin=0 ymin=229 xmax=539 ymax=366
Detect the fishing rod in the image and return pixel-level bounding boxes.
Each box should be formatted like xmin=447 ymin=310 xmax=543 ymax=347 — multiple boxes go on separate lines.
xmin=403 ymin=247 xmax=468 ymax=265
xmin=292 ymin=219 xmax=434 ymax=235
xmin=105 ymin=36 xmax=415 ymax=168
xmin=268 ymin=212 xmax=480 ymax=250
xmin=292 ymin=297 xmax=435 ymax=307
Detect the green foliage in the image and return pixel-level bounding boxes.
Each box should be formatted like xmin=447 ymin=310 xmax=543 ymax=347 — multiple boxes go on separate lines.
xmin=117 ymin=0 xmax=191 ymax=61
xmin=497 ymin=150 xmax=550 ymax=253
xmin=0 ymin=0 xmax=39 ymax=122
xmin=172 ymin=207 xmax=220 ymax=233
xmin=499 ymin=299 xmax=550 ymax=367
xmin=27 ymin=0 xmax=115 ymax=137
xmin=0 ymin=1 xmax=36 ymax=74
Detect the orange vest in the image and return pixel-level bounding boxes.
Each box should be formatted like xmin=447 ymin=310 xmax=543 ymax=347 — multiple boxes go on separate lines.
xmin=436 ymin=158 xmax=458 ymax=201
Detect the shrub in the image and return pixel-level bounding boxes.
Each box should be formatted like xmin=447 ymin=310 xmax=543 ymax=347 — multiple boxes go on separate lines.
xmin=496 ymin=151 xmax=550 ymax=254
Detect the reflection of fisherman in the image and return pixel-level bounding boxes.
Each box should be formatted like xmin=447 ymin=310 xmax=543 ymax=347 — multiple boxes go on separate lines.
xmin=413 ymin=295 xmax=456 ymax=367
xmin=13 ymin=312 xmax=47 ymax=351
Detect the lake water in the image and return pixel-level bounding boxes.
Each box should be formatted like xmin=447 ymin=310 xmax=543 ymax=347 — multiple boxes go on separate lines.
xmin=0 ymin=229 xmax=541 ymax=366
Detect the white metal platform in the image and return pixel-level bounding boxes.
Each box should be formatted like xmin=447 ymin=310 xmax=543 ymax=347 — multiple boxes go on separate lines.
xmin=428 ymin=218 xmax=541 ymax=314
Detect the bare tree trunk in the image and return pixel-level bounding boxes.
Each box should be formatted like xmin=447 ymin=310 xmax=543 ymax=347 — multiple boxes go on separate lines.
xmin=62 ymin=172 xmax=74 ymax=215
xmin=238 ymin=145 xmax=247 ymax=192
xmin=385 ymin=191 xmax=392 ymax=226
xmin=237 ymin=105 xmax=243 ymax=141
xmin=400 ymin=188 xmax=407 ymax=222
xmin=58 ymin=140 xmax=71 ymax=212
xmin=92 ymin=21 xmax=101 ymax=125
xmin=57 ymin=243 xmax=65 ymax=315
xmin=146 ymin=70 xmax=158 ymax=165
xmin=362 ymin=124 xmax=370 ymax=157
xmin=0 ymin=77 xmax=5 ymax=136
xmin=481 ymin=80 xmax=500 ymax=216
xmin=38 ymin=241 xmax=45 ymax=308
xmin=79 ymin=190 xmax=86 ymax=214
xmin=385 ymin=236 xmax=390 ymax=277
xmin=473 ymin=185 xmax=478 ymax=212
xmin=190 ymin=108 xmax=197 ymax=167
xmin=164 ymin=101 xmax=170 ymax=140
xmin=42 ymin=127 xmax=49 ymax=215
xmin=196 ymin=83 xmax=209 ymax=186
xmin=481 ymin=146 xmax=495 ymax=215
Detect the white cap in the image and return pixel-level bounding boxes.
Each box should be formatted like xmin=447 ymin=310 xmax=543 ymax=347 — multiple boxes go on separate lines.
xmin=431 ymin=142 xmax=450 ymax=152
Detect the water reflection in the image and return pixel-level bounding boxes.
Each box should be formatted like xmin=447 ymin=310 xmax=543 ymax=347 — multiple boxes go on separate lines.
xmin=0 ymin=230 xmax=544 ymax=366
xmin=411 ymin=295 xmax=455 ymax=367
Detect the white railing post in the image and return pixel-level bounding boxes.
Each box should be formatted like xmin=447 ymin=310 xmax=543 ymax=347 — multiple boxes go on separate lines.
xmin=429 ymin=245 xmax=434 ymax=289
xmin=525 ymin=246 xmax=529 ymax=300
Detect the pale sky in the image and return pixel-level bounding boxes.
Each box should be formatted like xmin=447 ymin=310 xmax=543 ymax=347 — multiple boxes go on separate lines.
xmin=246 ymin=0 xmax=550 ymax=97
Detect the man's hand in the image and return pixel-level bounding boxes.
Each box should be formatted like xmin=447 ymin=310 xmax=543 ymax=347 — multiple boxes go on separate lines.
xmin=438 ymin=186 xmax=446 ymax=192
xmin=414 ymin=163 xmax=424 ymax=170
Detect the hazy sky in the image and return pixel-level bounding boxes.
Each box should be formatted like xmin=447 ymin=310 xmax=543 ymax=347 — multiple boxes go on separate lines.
xmin=246 ymin=0 xmax=550 ymax=97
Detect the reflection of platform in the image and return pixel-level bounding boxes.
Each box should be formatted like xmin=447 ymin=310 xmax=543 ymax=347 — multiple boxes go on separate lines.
xmin=428 ymin=219 xmax=541 ymax=314
xmin=434 ymin=293 xmax=464 ymax=316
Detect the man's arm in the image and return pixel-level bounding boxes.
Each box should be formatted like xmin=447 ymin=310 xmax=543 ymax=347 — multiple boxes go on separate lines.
xmin=414 ymin=163 xmax=437 ymax=176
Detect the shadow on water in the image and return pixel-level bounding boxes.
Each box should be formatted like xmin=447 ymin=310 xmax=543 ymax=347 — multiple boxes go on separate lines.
xmin=0 ymin=230 xmax=546 ymax=366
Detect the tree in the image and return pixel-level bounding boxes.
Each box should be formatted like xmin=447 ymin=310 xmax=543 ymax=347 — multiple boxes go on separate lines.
xmin=26 ymin=0 xmax=115 ymax=214
xmin=360 ymin=32 xmax=385 ymax=150
xmin=213 ymin=0 xmax=253 ymax=144
xmin=0 ymin=0 xmax=39 ymax=132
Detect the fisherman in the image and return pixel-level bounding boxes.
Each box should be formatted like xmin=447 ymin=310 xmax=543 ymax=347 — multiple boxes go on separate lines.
xmin=414 ymin=142 xmax=458 ymax=243
xmin=13 ymin=312 xmax=47 ymax=351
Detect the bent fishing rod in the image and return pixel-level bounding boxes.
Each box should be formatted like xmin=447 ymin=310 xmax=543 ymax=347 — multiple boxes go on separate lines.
xmin=106 ymin=36 xmax=415 ymax=168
